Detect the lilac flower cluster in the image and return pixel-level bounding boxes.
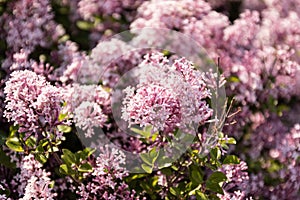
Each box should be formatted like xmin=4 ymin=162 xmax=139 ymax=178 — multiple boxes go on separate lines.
xmin=218 ymin=161 xmax=250 ymax=200
xmin=1 ymin=0 xmax=64 ymax=54
xmin=63 ymin=83 xmax=110 ymax=138
xmin=131 ymin=0 xmax=229 ymax=57
xmin=89 ymin=38 xmax=143 ymax=87
xmin=77 ymin=146 xmax=135 ymax=199
xmin=0 ymin=0 xmax=299 ymax=199
xmin=78 ymin=0 xmax=146 ymax=20
xmin=122 ymin=53 xmax=212 ymax=135
xmin=12 ymin=154 xmax=57 ymax=199
xmin=2 ymin=50 xmax=54 ymax=79
xmin=53 ymin=41 xmax=88 ymax=84
xmin=4 ymin=70 xmax=62 ymax=138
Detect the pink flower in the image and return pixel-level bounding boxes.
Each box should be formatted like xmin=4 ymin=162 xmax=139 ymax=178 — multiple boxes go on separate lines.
xmin=4 ymin=70 xmax=62 ymax=136
xmin=122 ymin=53 xmax=213 ymax=135
xmin=77 ymin=146 xmax=135 ymax=199
xmin=3 ymin=0 xmax=64 ymax=53
xmin=13 ymin=155 xmax=57 ymax=199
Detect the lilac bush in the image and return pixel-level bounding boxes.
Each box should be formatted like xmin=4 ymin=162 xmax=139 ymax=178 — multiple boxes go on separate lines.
xmin=0 ymin=0 xmax=299 ymax=199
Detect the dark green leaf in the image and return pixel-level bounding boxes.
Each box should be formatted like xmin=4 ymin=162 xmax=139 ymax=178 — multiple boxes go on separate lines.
xmin=0 ymin=148 xmax=16 ymax=168
xmin=62 ymin=149 xmax=76 ymax=165
xmin=169 ymin=187 xmax=180 ymax=196
xmin=206 ymin=172 xmax=227 ymax=194
xmin=0 ymin=131 xmax=7 ymax=145
xmin=190 ymin=169 xmax=203 ymax=185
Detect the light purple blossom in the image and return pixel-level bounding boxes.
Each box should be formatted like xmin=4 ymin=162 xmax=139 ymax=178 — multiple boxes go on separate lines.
xmin=77 ymin=146 xmax=135 ymax=200
xmin=88 ymin=38 xmax=143 ymax=87
xmin=78 ymin=0 xmax=146 ymax=20
xmin=54 ymin=41 xmax=88 ymax=84
xmin=2 ymin=0 xmax=64 ymax=53
xmin=13 ymin=154 xmax=57 ymax=199
xmin=4 ymin=70 xmax=62 ymax=136
xmin=122 ymin=53 xmax=213 ymax=135
xmin=218 ymin=161 xmax=250 ymax=199
xmin=63 ymin=83 xmax=110 ymax=138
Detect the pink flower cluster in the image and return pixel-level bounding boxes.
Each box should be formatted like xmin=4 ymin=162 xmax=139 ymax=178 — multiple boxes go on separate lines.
xmin=78 ymin=0 xmax=146 ymax=20
xmin=218 ymin=161 xmax=250 ymax=200
xmin=89 ymin=38 xmax=143 ymax=87
xmin=77 ymin=146 xmax=135 ymax=199
xmin=4 ymin=70 xmax=62 ymax=137
xmin=122 ymin=53 xmax=213 ymax=134
xmin=0 ymin=0 xmax=299 ymax=199
xmin=63 ymin=83 xmax=110 ymax=138
xmin=53 ymin=41 xmax=88 ymax=84
xmin=12 ymin=154 xmax=57 ymax=199
xmin=2 ymin=0 xmax=64 ymax=54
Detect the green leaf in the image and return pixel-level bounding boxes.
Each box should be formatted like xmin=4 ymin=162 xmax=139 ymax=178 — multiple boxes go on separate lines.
xmin=58 ymin=113 xmax=68 ymax=121
xmin=49 ymin=181 xmax=55 ymax=189
xmin=76 ymin=21 xmax=94 ymax=30
xmin=149 ymin=147 xmax=159 ymax=164
xmin=36 ymin=143 xmax=45 ymax=153
xmin=195 ymin=191 xmax=208 ymax=200
xmin=0 ymin=131 xmax=7 ymax=145
xmin=169 ymin=187 xmax=180 ymax=196
xmin=190 ymin=168 xmax=203 ymax=185
xmin=25 ymin=136 xmax=36 ymax=148
xmin=82 ymin=147 xmax=96 ymax=158
xmin=40 ymin=139 xmax=49 ymax=147
xmin=0 ymin=148 xmax=16 ymax=168
xmin=78 ymin=163 xmax=93 ymax=172
xmin=62 ymin=149 xmax=76 ymax=165
xmin=141 ymin=164 xmax=153 ymax=173
xmin=206 ymin=172 xmax=227 ymax=194
xmin=228 ymin=76 xmax=240 ymax=83
xmin=35 ymin=153 xmax=48 ymax=164
xmin=157 ymin=156 xmax=173 ymax=169
xmin=206 ymin=183 xmax=223 ymax=195
xmin=9 ymin=125 xmax=18 ymax=137
xmin=57 ymin=125 xmax=72 ymax=133
xmin=223 ymin=155 xmax=240 ymax=164
xmin=131 ymin=127 xmax=151 ymax=138
xmin=59 ymin=164 xmax=69 ymax=175
xmin=207 ymin=171 xmax=227 ymax=183
xmin=210 ymin=148 xmax=221 ymax=160
xmin=6 ymin=137 xmax=24 ymax=152
xmin=140 ymin=153 xmax=152 ymax=166
xmin=227 ymin=137 xmax=236 ymax=144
